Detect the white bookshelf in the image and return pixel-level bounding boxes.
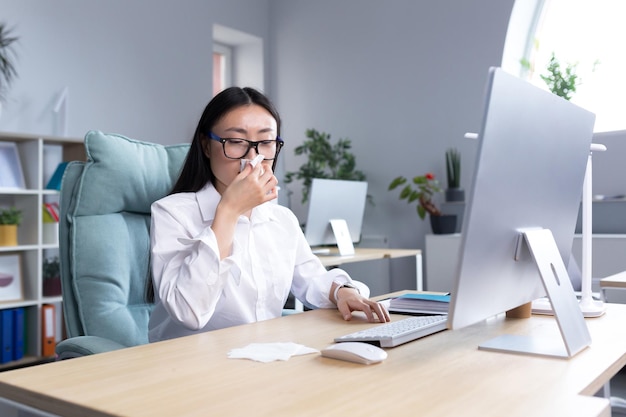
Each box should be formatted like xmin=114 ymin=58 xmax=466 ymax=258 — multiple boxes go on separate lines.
xmin=0 ymin=131 xmax=83 ymax=369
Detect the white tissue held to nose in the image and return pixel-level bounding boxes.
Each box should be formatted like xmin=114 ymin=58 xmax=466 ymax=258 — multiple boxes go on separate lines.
xmin=240 ymin=154 xmax=266 ymax=174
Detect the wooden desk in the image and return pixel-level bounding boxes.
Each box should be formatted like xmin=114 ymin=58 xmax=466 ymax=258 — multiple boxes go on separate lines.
xmin=317 ymin=247 xmax=422 ymax=290
xmin=0 ymin=293 xmax=624 ymax=417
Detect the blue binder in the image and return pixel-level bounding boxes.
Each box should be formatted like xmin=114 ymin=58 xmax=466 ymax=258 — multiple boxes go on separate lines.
xmin=45 ymin=162 xmax=69 ymax=190
xmin=0 ymin=309 xmax=14 ymax=364
xmin=12 ymin=308 xmax=24 ymax=361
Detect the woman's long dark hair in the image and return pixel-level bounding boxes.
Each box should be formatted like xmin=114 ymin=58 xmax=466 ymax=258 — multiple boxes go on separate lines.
xmin=146 ymin=87 xmax=282 ymax=304
xmin=170 ymin=86 xmax=282 ymax=194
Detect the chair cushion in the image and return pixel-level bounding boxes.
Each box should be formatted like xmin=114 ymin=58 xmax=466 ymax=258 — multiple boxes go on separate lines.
xmin=67 ymin=130 xmax=189 ymax=347
xmin=75 ymin=131 xmax=190 ymax=215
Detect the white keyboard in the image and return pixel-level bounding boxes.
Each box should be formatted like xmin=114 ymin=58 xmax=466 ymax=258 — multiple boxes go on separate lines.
xmin=334 ymin=315 xmax=448 ymax=348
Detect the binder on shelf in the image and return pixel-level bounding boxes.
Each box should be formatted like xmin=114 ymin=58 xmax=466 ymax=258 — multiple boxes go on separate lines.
xmin=12 ymin=307 xmax=24 ymax=361
xmin=0 ymin=309 xmax=14 ymax=363
xmin=42 ymin=202 xmax=60 ymax=223
xmin=42 ymin=304 xmax=56 ymax=357
xmin=45 ymin=162 xmax=69 ymax=190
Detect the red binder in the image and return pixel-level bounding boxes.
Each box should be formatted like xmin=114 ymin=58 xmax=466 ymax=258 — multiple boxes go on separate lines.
xmin=42 ymin=304 xmax=56 ymax=357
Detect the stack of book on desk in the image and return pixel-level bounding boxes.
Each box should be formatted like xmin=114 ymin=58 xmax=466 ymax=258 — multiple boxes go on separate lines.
xmin=389 ymin=293 xmax=450 ymax=315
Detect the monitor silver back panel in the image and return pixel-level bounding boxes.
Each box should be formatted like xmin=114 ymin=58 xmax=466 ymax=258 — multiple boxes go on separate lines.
xmin=449 ymin=67 xmax=595 ymax=331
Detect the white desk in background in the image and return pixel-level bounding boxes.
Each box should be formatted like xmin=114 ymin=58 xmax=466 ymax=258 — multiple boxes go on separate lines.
xmin=600 ymin=270 xmax=626 ymax=302
xmin=316 ymin=247 xmax=422 ymax=290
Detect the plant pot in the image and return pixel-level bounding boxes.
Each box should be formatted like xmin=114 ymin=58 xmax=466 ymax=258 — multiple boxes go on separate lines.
xmin=430 ymin=214 xmax=457 ymax=235
xmin=0 ymin=224 xmax=18 ymax=246
xmin=445 ymin=188 xmax=465 ymax=202
xmin=43 ymin=276 xmax=62 ymax=297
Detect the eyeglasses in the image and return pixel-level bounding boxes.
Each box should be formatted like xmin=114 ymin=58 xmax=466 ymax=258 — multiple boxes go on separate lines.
xmin=208 ymin=132 xmax=284 ymax=160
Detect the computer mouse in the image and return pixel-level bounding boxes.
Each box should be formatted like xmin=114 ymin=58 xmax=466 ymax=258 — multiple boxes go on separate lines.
xmin=321 ymin=342 xmax=387 ymax=365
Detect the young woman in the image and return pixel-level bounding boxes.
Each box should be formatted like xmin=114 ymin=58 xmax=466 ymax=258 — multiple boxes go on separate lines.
xmin=148 ymin=87 xmax=389 ymax=342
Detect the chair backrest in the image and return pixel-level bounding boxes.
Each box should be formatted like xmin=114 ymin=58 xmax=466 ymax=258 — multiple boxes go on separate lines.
xmin=59 ymin=130 xmax=189 ymax=347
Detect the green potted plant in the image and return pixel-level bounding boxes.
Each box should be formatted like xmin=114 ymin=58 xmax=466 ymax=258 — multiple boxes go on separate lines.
xmin=388 ymin=173 xmax=456 ymax=234
xmin=0 ymin=206 xmax=22 ymax=246
xmin=445 ymin=148 xmax=464 ymax=202
xmin=43 ymin=256 xmax=62 ymax=296
xmin=284 ymin=128 xmax=368 ymax=204
xmin=0 ymin=22 xmax=19 ymax=105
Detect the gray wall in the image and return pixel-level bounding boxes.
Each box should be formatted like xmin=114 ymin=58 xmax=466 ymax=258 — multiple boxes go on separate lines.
xmin=0 ymin=0 xmax=272 ymax=144
xmin=269 ymin=0 xmax=516 ymax=290
xmin=1 ymin=0 xmax=624 ymax=292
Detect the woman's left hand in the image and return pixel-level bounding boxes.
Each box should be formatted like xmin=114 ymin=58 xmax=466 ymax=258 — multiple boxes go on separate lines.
xmin=335 ymin=288 xmax=391 ymax=323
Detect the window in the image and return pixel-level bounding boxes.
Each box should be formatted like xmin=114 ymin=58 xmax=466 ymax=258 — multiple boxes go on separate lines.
xmin=212 ymin=24 xmax=264 ymax=97
xmin=504 ymin=0 xmax=626 ymax=133
xmin=213 ymin=43 xmax=233 ymax=97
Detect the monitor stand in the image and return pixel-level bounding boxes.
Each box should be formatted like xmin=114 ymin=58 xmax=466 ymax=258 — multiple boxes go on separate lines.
xmin=329 ymin=219 xmax=355 ymax=256
xmin=479 ymin=228 xmax=592 ymax=359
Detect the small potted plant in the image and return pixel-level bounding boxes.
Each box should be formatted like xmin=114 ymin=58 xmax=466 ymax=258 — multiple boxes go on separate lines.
xmin=43 ymin=256 xmax=62 ymax=296
xmin=388 ymin=173 xmax=456 ymax=234
xmin=445 ymin=148 xmax=464 ymax=202
xmin=0 ymin=206 xmax=22 ymax=246
xmin=284 ymin=128 xmax=368 ymax=204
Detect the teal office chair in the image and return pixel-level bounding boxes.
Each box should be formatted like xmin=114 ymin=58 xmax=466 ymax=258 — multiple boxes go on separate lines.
xmin=56 ymin=131 xmax=190 ymax=359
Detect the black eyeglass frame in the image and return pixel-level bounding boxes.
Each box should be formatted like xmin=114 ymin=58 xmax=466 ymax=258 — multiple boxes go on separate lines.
xmin=208 ymin=132 xmax=284 ymax=161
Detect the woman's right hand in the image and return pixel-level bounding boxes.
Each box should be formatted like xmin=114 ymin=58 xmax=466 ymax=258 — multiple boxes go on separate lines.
xmin=212 ymin=162 xmax=278 ymax=259
xmin=221 ymin=161 xmax=278 ymax=216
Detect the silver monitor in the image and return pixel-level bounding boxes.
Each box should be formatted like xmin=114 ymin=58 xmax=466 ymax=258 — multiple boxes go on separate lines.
xmin=304 ymin=178 xmax=367 ymax=248
xmin=447 ymin=67 xmax=595 ymax=358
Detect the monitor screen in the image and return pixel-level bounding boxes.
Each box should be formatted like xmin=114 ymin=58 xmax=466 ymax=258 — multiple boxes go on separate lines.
xmin=447 ymin=68 xmax=595 ymax=354
xmin=304 ymin=178 xmax=368 ymax=247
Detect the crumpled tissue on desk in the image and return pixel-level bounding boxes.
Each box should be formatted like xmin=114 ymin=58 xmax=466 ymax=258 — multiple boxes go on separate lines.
xmin=227 ymin=342 xmax=319 ymax=363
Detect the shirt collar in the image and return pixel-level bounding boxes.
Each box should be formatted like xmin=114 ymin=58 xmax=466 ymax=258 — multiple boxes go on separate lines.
xmin=196 ymin=182 xmax=280 ymax=224
xmin=197 ymin=183 xmax=220 ymax=222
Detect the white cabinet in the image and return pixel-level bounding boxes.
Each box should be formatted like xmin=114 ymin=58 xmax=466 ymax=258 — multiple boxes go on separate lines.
xmin=425 ymin=233 xmax=626 ymax=296
xmin=0 ymin=132 xmax=83 ymax=369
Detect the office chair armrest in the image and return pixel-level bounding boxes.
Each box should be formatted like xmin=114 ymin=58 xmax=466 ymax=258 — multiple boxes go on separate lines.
xmin=56 ymin=336 xmax=130 ymax=360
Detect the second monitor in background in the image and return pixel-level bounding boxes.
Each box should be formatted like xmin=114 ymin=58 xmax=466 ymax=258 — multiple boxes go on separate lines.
xmin=304 ymin=178 xmax=368 ymax=255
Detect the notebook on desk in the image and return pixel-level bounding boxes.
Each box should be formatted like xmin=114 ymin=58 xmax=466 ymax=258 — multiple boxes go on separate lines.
xmin=388 ymin=293 xmax=451 ymax=315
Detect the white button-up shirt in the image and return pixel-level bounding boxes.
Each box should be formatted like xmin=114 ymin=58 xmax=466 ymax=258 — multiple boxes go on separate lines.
xmin=148 ymin=183 xmax=366 ymax=342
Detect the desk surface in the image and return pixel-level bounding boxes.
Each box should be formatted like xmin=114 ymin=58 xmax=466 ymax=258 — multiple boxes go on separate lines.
xmin=0 ymin=292 xmax=623 ymax=417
